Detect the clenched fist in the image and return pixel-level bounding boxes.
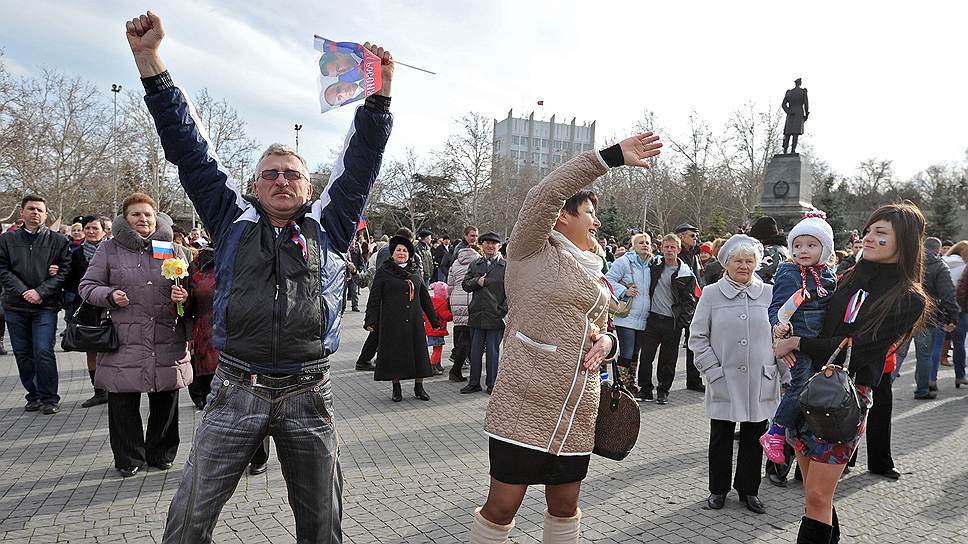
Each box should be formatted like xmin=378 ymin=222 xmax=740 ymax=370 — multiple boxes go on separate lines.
xmin=125 ymin=11 xmax=167 ymax=77
xmin=362 ymin=42 xmax=394 ymax=97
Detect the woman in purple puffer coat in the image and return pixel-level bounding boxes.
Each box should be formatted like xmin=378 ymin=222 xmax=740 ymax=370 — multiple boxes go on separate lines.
xmin=79 ymin=192 xmax=192 ymax=478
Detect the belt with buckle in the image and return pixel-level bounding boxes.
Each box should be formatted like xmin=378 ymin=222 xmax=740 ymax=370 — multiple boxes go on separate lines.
xmin=218 ymin=364 xmax=329 ymax=389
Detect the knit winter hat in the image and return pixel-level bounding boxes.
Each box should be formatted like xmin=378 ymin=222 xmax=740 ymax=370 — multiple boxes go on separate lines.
xmin=430 ymin=281 xmax=448 ymax=299
xmin=787 ymin=210 xmax=834 ymax=265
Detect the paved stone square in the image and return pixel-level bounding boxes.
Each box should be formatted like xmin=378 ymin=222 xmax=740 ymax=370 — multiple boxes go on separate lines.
xmin=1 ymin=294 xmax=966 ymax=543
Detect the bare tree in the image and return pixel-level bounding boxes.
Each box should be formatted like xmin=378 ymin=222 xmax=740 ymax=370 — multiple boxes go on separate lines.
xmin=380 ymin=148 xmax=427 ymax=233
xmin=2 ymin=69 xmax=112 ymax=220
xmin=436 ymin=112 xmax=492 ymax=224
xmin=850 ymin=159 xmax=894 ymax=196
xmin=719 ymin=102 xmax=782 ymax=216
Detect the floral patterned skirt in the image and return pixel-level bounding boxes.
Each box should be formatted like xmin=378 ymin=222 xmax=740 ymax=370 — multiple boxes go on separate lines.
xmin=786 ymin=386 xmax=873 ymax=465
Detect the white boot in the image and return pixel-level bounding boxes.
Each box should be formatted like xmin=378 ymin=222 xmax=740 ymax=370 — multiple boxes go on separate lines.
xmin=470 ymin=507 xmax=514 ymax=544
xmin=542 ymin=508 xmax=581 ymax=544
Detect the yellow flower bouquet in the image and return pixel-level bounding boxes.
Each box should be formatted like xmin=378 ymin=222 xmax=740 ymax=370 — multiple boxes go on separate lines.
xmin=162 ymin=257 xmax=190 ymax=316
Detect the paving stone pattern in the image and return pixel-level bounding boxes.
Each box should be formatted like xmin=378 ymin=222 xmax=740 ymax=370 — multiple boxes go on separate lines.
xmin=1 ymin=292 xmax=966 ymax=543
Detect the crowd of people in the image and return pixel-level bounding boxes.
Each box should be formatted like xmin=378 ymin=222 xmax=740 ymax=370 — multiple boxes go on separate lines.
xmin=0 ymin=10 xmax=963 ymax=544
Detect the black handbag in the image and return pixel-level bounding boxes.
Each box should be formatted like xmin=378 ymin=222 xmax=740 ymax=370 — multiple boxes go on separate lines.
xmin=62 ymin=299 xmax=119 ymax=353
xmin=798 ymin=337 xmax=864 ymax=443
xmin=593 ymin=361 xmax=641 ymax=460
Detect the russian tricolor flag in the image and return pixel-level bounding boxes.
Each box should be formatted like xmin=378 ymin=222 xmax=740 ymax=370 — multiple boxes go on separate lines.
xmin=152 ymin=240 xmax=176 ymax=260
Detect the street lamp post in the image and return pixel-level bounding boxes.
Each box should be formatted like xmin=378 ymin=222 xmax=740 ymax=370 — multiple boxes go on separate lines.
xmin=111 ymin=84 xmax=122 ymax=215
xmin=294 ymin=124 xmax=303 ymax=152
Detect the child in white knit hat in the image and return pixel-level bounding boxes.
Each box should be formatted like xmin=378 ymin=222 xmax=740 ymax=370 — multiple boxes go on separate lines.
xmin=759 ymin=211 xmax=837 ymax=465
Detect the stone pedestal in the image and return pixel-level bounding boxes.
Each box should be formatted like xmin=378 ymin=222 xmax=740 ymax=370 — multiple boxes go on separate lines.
xmin=755 ymin=154 xmax=815 ymax=231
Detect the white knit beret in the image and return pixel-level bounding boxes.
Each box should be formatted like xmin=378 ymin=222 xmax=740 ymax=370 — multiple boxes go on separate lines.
xmin=718 ymin=234 xmax=764 ymax=267
xmin=787 ymin=211 xmax=834 ymax=265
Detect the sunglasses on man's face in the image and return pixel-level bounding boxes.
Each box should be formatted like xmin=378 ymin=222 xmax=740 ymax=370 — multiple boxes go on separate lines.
xmin=260 ymin=169 xmax=306 ymax=181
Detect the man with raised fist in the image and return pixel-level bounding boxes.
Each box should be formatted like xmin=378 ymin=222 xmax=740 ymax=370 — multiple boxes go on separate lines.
xmin=124 ymin=11 xmax=394 ymax=543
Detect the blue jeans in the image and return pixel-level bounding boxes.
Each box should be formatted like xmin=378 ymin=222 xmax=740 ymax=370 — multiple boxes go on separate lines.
xmin=913 ymin=326 xmax=939 ymax=395
xmin=469 ymin=327 xmax=503 ymax=388
xmin=614 ymin=325 xmax=640 ymax=361
xmin=891 ymin=339 xmax=911 ymax=381
xmin=930 ymin=327 xmax=948 ymax=381
xmin=5 ymin=309 xmax=59 ymax=404
xmin=773 ymin=352 xmax=815 ymax=428
xmin=163 ymin=367 xmax=342 ymax=543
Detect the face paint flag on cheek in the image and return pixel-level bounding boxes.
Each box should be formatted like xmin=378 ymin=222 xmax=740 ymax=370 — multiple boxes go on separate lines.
xmin=313 ymin=36 xmax=382 ymax=114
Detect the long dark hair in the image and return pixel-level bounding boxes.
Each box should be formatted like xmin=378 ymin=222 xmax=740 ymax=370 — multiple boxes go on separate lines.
xmin=838 ymin=201 xmax=933 ymax=344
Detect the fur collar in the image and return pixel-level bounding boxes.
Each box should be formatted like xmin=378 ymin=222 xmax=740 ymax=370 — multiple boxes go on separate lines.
xmin=111 ymin=212 xmax=174 ymax=252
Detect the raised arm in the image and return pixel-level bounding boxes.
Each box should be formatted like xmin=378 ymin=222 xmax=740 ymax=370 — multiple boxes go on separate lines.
xmin=318 ymin=44 xmax=394 ymax=252
xmin=126 ymin=11 xmax=246 ymax=241
xmin=507 ymin=133 xmax=661 ymax=260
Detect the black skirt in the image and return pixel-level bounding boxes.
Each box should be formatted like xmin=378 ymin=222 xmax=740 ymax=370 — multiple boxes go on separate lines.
xmin=488 ymin=437 xmax=590 ymax=485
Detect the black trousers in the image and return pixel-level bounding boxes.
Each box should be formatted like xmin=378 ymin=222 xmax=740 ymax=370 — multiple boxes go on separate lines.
xmin=637 ymin=313 xmax=682 ymax=395
xmin=357 ymin=330 xmax=379 ymax=364
xmin=849 ymin=372 xmax=894 ymax=472
xmin=683 ymin=324 xmax=702 ymax=388
xmin=108 ymin=390 xmax=179 ymax=469
xmin=450 ymin=325 xmax=471 ymax=370
xmin=188 ymin=373 xmax=215 ymax=408
xmin=709 ymin=419 xmax=767 ymax=495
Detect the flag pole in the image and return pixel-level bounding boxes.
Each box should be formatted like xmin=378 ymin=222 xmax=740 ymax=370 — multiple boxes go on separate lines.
xmin=313 ymin=35 xmax=436 ymax=74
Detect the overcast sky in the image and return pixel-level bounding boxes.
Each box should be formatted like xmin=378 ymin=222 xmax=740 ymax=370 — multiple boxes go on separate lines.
xmin=2 ymin=0 xmax=966 ymax=181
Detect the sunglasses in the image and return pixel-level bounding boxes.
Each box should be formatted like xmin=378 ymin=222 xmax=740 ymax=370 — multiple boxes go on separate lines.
xmin=260 ymin=169 xmax=306 ymax=181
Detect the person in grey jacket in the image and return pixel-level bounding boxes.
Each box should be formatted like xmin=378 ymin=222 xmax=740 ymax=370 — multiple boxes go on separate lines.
xmin=911 ymin=237 xmax=959 ymax=398
xmin=79 ymin=193 xmax=193 ymax=477
xmin=689 ymin=235 xmax=780 ymax=515
xmin=446 ymin=244 xmax=482 ymax=381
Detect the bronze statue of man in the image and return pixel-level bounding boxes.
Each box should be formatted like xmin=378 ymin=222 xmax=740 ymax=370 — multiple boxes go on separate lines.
xmin=782 ymin=78 xmax=809 ymax=154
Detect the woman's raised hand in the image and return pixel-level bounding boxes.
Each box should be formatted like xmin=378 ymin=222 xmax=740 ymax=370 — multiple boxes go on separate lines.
xmin=619 ymin=132 xmax=662 ymax=168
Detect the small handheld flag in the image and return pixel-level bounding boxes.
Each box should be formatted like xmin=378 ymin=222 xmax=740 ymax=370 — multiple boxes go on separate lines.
xmin=314 ymin=36 xmax=383 ymax=114
xmin=356 ymin=214 xmax=367 ymax=232
xmin=778 ymin=288 xmax=809 ymax=325
xmin=151 ymin=240 xmax=175 ymax=260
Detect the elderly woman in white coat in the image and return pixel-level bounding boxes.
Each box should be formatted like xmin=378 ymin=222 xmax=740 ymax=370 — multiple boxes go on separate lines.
xmin=688 ymin=235 xmax=781 ymax=515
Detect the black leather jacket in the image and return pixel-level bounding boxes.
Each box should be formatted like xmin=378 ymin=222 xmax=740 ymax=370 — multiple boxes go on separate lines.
xmin=0 ymin=227 xmax=72 ymax=312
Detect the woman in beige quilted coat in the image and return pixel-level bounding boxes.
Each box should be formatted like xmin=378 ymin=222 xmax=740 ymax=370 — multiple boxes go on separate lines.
xmin=470 ymin=133 xmax=662 ymax=544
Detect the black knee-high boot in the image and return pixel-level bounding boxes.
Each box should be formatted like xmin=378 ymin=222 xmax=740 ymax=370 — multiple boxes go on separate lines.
xmin=797 ymin=516 xmax=833 ymax=544
xmin=830 ymin=506 xmax=840 ymax=543
xmin=81 ymin=370 xmax=107 ymax=408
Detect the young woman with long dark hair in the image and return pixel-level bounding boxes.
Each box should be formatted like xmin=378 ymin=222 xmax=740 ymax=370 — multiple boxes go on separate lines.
xmin=774 ymin=202 xmax=931 ymax=543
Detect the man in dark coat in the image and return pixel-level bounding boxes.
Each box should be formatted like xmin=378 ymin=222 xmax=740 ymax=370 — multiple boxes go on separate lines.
xmin=0 ymin=195 xmax=72 ymax=414
xmin=782 ymin=77 xmax=809 ymax=154
xmin=459 ymin=232 xmax=507 ymax=394
xmin=432 ymin=235 xmax=450 ymax=281
xmin=439 ymin=225 xmax=479 ymax=281
xmin=637 ymin=234 xmax=697 ymax=405
xmin=415 ymin=227 xmax=435 ymax=286
xmin=675 ymin=223 xmax=705 ymax=393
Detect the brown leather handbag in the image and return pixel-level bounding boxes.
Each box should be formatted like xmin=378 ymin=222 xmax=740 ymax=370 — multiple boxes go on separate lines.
xmin=593 ymin=361 xmax=641 ymax=460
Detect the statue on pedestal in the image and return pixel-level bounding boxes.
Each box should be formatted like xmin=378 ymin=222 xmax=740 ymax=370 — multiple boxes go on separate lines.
xmin=782 ymin=78 xmax=809 ymax=155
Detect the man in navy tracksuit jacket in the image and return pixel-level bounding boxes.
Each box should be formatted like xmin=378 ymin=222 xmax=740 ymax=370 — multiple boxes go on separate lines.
xmin=125 ymin=11 xmax=394 ymax=543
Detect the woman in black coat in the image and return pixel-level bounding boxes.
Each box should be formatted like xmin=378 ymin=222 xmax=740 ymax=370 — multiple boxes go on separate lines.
xmin=365 ymin=235 xmax=440 ymax=402
xmin=63 ymin=215 xmax=108 ymax=408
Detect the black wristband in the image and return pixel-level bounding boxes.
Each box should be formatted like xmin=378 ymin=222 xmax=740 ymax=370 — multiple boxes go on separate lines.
xmin=141 ymin=71 xmax=174 ymax=95
xmin=599 ymin=144 xmax=623 ymax=168
xmin=604 ymin=331 xmax=620 ymax=361
xmin=364 ymin=94 xmax=391 ymax=113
